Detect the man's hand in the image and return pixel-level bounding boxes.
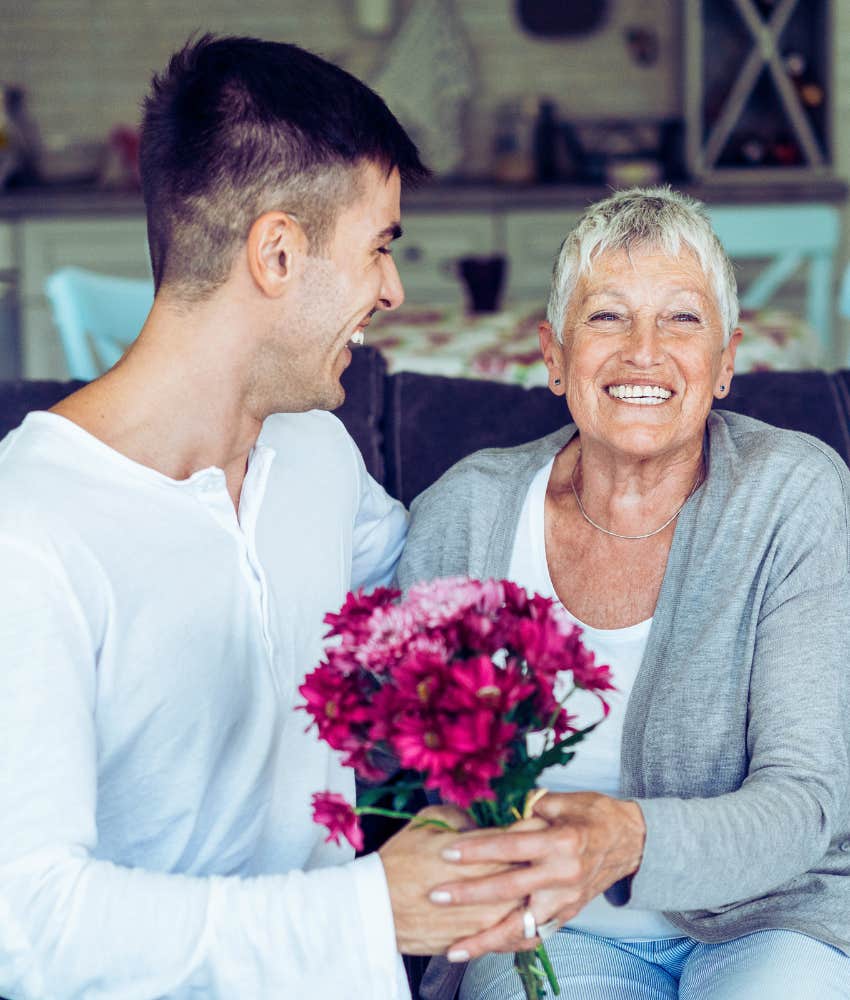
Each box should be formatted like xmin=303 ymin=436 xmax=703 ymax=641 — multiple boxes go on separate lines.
xmin=422 ymin=792 xmax=646 ymax=960
xmin=378 ymin=805 xmax=524 ymax=956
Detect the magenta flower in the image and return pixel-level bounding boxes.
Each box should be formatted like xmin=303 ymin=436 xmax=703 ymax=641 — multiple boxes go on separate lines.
xmin=297 ymin=663 xmax=374 ymax=753
xmin=392 ymin=710 xmax=464 ymax=776
xmin=311 ymin=791 xmax=364 ymax=852
xmin=447 ymin=654 xmax=536 ymax=714
xmin=303 ymin=576 xmax=613 ymax=812
xmin=391 ymin=649 xmax=455 ymax=711
xmin=302 ymin=577 xmax=616 ymax=1000
xmin=428 ymin=757 xmax=505 ymax=809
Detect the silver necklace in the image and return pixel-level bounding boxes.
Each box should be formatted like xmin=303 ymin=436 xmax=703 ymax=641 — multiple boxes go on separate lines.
xmin=570 ymin=448 xmax=701 ymax=541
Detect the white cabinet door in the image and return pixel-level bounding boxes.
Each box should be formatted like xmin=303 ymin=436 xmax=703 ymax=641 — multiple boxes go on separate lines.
xmin=20 ymin=216 xmax=150 ymax=298
xmin=20 ymin=303 xmax=66 ymax=381
xmin=503 ymin=210 xmax=582 ymax=304
xmin=0 ymin=223 xmax=19 ymax=379
xmin=395 ymin=212 xmax=496 ymax=304
xmin=0 ymin=223 xmax=14 ymax=271
xmin=20 ymin=216 xmax=150 ymax=378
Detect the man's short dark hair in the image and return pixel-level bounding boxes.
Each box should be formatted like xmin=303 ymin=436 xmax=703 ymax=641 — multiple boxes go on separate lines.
xmin=140 ymin=34 xmax=429 ymax=297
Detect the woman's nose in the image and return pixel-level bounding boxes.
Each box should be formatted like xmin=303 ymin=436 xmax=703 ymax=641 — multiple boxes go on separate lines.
xmin=622 ymin=315 xmax=664 ymax=367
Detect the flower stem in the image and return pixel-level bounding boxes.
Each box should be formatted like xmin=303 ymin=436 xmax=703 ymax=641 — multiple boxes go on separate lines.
xmin=513 ymin=944 xmax=559 ymax=999
xmin=536 ymin=943 xmax=560 ymax=995
xmin=356 ymin=806 xmax=416 ymax=821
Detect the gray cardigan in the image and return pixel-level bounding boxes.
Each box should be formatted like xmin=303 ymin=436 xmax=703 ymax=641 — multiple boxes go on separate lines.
xmin=398 ymin=411 xmax=850 ymax=995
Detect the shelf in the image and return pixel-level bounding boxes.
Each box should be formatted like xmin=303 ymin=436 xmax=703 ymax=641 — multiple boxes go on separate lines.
xmin=686 ymin=0 xmax=831 ymax=179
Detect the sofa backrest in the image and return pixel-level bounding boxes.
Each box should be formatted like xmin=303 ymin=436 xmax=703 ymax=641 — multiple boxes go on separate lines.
xmin=3 ymin=349 xmax=850 ymax=510
xmin=380 ymin=361 xmax=850 ymax=507
xmin=0 ymin=379 xmax=87 ymax=443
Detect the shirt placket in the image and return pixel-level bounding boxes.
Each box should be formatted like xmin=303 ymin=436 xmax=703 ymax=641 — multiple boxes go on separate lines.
xmin=191 ymin=450 xmax=277 ymax=694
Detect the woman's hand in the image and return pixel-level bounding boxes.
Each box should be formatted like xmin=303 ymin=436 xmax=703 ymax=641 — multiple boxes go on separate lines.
xmin=427 ymin=792 xmax=646 ymax=961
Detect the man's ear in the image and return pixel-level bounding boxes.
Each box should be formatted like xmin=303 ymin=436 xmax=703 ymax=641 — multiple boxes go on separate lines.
xmin=245 ymin=211 xmax=308 ymax=297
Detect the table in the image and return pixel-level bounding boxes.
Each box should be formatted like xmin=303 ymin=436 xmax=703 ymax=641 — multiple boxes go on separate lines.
xmin=365 ymin=302 xmax=823 ymax=387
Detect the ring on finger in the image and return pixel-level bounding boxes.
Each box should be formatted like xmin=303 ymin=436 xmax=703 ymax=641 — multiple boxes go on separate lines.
xmin=537 ymin=918 xmax=560 ymax=941
xmin=521 ymin=906 xmax=537 ymax=940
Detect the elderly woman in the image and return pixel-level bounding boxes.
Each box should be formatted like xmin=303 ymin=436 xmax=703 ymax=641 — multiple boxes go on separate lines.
xmin=397 ymin=187 xmax=850 ymax=999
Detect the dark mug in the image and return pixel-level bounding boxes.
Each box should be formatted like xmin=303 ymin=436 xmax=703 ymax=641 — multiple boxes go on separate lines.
xmin=457 ymin=255 xmax=507 ymax=313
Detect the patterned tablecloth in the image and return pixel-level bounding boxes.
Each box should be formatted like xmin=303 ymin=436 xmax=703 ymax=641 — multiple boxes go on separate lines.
xmin=365 ymin=302 xmax=822 ymax=386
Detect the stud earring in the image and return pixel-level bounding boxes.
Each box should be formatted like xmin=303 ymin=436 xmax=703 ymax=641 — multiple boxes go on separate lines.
xmin=553 ymin=378 xmax=561 ymax=386
xmin=720 ymin=384 xmax=726 ymax=392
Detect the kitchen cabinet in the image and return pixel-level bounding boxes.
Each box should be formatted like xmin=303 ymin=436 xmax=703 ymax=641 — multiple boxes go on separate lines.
xmin=18 ymin=216 xmax=149 ymax=377
xmin=0 ymin=223 xmax=18 ymax=379
xmin=0 ymin=224 xmax=13 ymax=271
xmin=394 ymin=212 xmax=496 ymax=304
xmin=502 ymin=210 xmax=583 ymax=300
xmin=685 ymin=0 xmax=832 ymax=179
xmin=400 ymin=209 xmax=581 ymax=305
xmin=0 ymin=178 xmax=845 ymax=378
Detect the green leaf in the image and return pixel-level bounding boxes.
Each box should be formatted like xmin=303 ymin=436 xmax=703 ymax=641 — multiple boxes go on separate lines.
xmin=356 ymin=776 xmax=423 ymax=811
xmin=356 ymin=785 xmax=391 ymax=808
xmin=392 ymin=789 xmax=414 ymax=812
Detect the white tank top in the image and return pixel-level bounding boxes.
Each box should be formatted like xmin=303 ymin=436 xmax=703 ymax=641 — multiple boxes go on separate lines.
xmin=508 ymin=458 xmax=680 ymax=939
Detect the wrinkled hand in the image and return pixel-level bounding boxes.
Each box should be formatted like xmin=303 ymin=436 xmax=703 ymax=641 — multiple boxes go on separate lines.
xmin=379 ymin=805 xmax=524 ymax=956
xmin=428 ymin=792 xmax=646 ymax=960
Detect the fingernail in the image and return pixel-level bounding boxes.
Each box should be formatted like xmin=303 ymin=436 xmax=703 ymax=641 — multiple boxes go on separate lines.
xmin=429 ymin=890 xmax=452 ymax=904
xmin=447 ymin=949 xmax=470 ymax=963
xmin=441 ymin=848 xmax=462 ymax=861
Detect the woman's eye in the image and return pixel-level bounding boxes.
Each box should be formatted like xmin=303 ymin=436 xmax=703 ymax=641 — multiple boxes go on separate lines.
xmin=671 ymin=312 xmax=699 ymax=323
xmin=589 ymin=312 xmax=620 ymax=322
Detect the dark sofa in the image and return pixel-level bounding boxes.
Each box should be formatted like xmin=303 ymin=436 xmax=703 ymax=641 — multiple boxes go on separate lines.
xmin=4 ymin=347 xmax=850 ymax=501
xmin=3 ymin=347 xmax=850 ymax=997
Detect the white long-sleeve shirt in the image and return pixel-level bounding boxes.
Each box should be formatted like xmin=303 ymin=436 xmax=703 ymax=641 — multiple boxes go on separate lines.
xmin=0 ymin=409 xmax=410 ymax=1000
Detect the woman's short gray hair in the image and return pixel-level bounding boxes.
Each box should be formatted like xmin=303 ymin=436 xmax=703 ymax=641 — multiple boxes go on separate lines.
xmin=546 ymin=186 xmax=739 ymax=345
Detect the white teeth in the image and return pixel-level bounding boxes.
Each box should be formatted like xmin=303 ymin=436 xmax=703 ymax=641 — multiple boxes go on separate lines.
xmin=350 ymin=331 xmax=365 ymax=346
xmin=607 ymin=384 xmax=671 ymax=404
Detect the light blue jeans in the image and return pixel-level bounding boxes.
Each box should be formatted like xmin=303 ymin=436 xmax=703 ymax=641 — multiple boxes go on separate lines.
xmin=459 ymin=928 xmax=850 ymax=1000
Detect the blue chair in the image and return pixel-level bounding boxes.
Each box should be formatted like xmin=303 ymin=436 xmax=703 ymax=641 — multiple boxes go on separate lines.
xmin=707 ymin=204 xmax=841 ymax=363
xmin=44 ymin=267 xmax=154 ymax=381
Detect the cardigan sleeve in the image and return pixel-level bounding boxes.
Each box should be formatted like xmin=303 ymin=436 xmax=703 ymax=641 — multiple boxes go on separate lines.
xmin=396 ymin=466 xmax=478 ymax=589
xmin=623 ymin=443 xmax=850 ymax=912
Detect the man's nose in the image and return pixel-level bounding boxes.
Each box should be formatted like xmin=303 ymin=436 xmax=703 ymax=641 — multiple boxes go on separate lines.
xmin=377 ymin=253 xmax=404 ymax=311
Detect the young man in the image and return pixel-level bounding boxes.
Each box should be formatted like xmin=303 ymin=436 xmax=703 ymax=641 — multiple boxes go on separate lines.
xmin=0 ymin=36 xmax=520 ymax=999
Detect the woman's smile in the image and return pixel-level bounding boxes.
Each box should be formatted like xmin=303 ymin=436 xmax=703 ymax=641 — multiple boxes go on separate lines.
xmin=605 ymin=383 xmax=673 ymax=405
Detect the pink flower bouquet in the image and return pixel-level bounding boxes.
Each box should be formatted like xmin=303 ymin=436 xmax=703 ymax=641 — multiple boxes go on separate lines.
xmin=299 ymin=577 xmax=614 ymax=1000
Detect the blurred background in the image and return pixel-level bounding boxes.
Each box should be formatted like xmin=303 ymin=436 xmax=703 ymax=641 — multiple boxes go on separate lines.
xmin=1 ymin=0 xmax=849 ymax=383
